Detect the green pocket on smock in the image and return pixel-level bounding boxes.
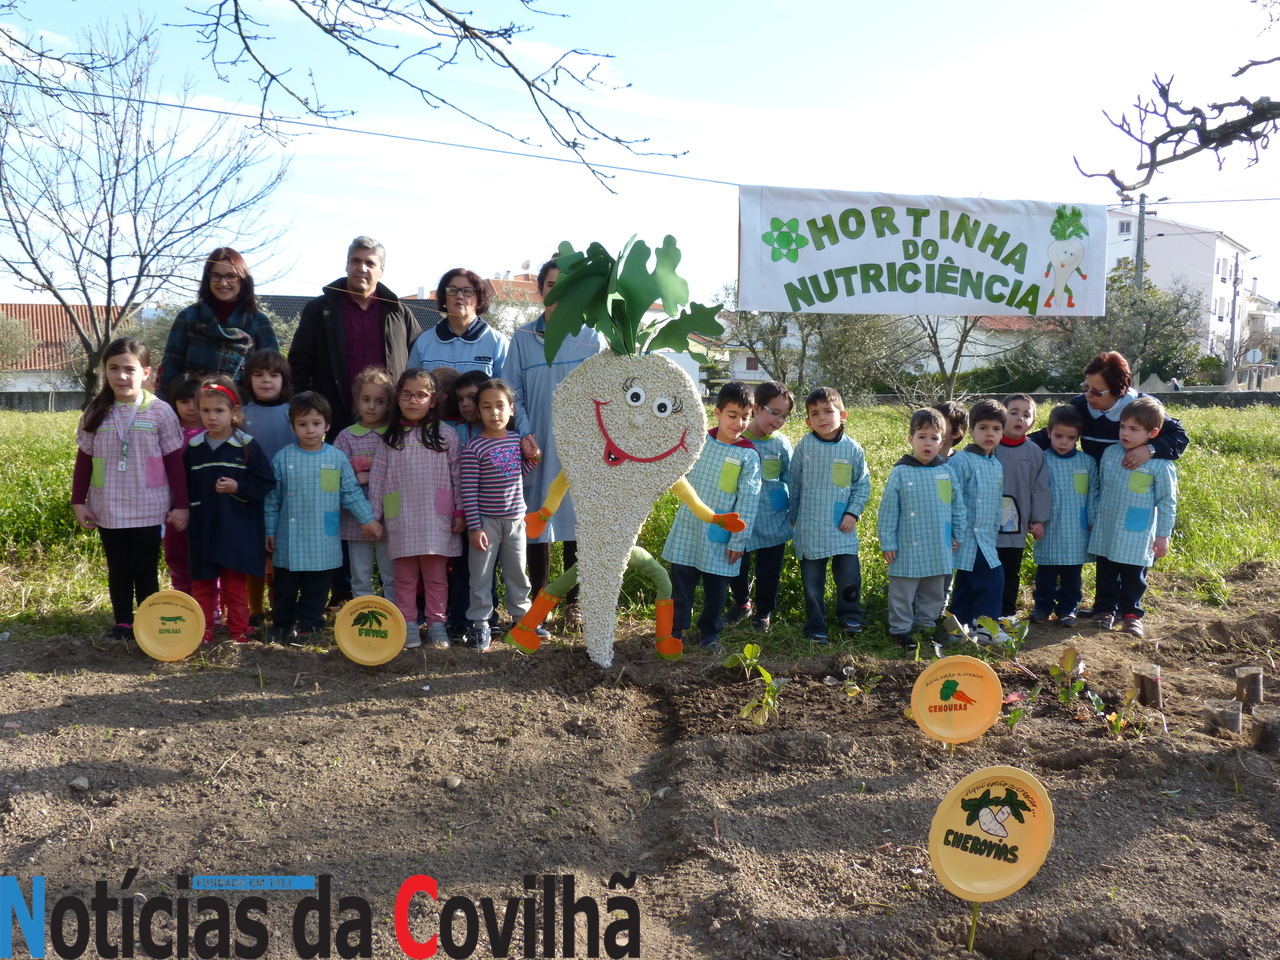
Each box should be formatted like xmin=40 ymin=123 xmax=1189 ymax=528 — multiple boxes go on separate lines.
xmin=382 ymin=491 xmax=401 ymax=520
xmin=717 ymin=457 xmax=742 ymax=494
xmin=90 ymin=457 xmax=105 ymax=488
xmin=1128 ymin=470 xmax=1154 ymax=495
xmin=1073 ymin=471 xmax=1090 ymax=495
xmin=935 ymin=478 xmax=952 ymax=504
xmin=320 ymin=465 xmax=340 ymax=493
xmin=831 ymin=459 xmax=852 ymax=488
xmin=761 ymin=455 xmax=781 ymax=481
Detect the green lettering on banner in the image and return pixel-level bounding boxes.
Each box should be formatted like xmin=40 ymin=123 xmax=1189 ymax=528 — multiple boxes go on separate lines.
xmin=1012 ymin=283 xmax=1041 ymax=315
xmin=951 ymin=212 xmax=981 ymax=248
xmin=1001 ymin=242 xmax=1028 ymax=272
xmin=810 ymin=271 xmax=840 ymax=303
xmin=959 ymin=268 xmax=983 ymax=300
xmin=839 ymin=208 xmax=866 ymax=239
xmin=902 ymin=239 xmax=919 ymax=260
xmin=860 ymin=263 xmax=887 ymax=294
xmin=936 ymin=261 xmax=959 ymax=296
xmin=833 ymin=266 xmax=858 ymax=296
xmin=984 ymin=274 xmax=1009 ymax=303
xmin=808 ymin=214 xmax=838 ymax=251
xmin=871 ymin=206 xmax=900 ymax=238
xmin=977 ymin=223 xmax=1010 ymax=261
xmin=898 ymin=263 xmax=921 ymax=293
xmin=785 ymin=276 xmax=815 ymax=312
xmin=905 ymin=207 xmax=930 ymax=236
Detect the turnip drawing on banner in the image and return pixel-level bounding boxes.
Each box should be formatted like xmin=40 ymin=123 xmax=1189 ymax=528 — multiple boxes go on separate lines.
xmin=503 ymin=236 xmax=744 ymax=668
xmin=1043 ymin=205 xmax=1089 ymax=309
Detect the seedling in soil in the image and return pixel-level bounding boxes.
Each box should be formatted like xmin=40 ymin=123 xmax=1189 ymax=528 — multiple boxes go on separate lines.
xmin=824 ymin=666 xmax=883 ymax=703
xmin=1089 ymin=687 xmax=1142 ymax=739
xmin=1048 ymin=646 xmax=1088 ymax=705
xmin=724 ymin=643 xmax=764 ymax=682
xmin=739 ymin=672 xmax=789 ymax=726
xmin=1002 ymin=685 xmax=1042 ymax=733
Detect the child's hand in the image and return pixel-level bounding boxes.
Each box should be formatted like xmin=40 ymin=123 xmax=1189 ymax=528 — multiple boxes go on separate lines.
xmin=265 ymin=535 xmax=275 ymax=553
xmin=839 ymin=513 xmax=857 ymax=534
xmin=1121 ymin=445 xmax=1153 ymax=469
xmin=451 ymin=516 xmax=465 ymax=534
xmin=469 ymin=529 xmax=488 ymax=552
xmin=355 ymin=470 xmax=370 ymax=486
xmin=74 ymin=504 xmax=99 ymax=532
xmin=882 ymin=550 xmax=896 ymax=564
xmin=952 ymin=538 xmax=960 ymax=551
xmin=362 ymin=520 xmax=383 ymax=540
xmin=215 ymin=476 xmax=239 ymax=495
xmin=1153 ymin=536 xmax=1170 ymax=559
xmin=167 ymin=508 xmax=189 ymax=531
xmin=520 ymin=434 xmax=540 ymax=460
xmin=1029 ymin=521 xmax=1044 ymax=540
xmin=350 ymin=454 xmax=372 ymax=473
xmin=726 ymin=549 xmax=744 ymax=564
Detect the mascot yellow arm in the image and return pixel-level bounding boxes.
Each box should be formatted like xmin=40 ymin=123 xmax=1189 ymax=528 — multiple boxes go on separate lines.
xmin=670 ymin=477 xmax=746 ymax=532
xmin=524 ymin=470 xmax=571 ymax=538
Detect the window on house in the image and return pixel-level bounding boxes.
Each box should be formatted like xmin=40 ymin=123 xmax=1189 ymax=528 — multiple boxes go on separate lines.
xmin=745 ymin=356 xmax=759 ymax=371
xmin=1118 ymin=221 xmax=1132 ymax=236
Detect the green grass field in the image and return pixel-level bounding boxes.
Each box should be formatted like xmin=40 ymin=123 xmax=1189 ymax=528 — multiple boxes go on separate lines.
xmin=3 ymin=404 xmax=1278 ymax=651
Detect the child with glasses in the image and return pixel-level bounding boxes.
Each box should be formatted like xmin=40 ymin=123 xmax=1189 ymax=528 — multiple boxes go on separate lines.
xmin=407 ymin=268 xmax=508 ymax=375
xmin=725 ymin=381 xmax=795 ymax=634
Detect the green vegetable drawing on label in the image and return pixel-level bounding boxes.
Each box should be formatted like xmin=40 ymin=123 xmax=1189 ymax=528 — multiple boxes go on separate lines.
xmin=1043 ymin=205 xmax=1088 ymax=309
xmin=351 ymin=610 xmax=387 ymax=629
xmin=939 ymin=679 xmax=977 ymax=705
xmin=961 ymin=787 xmax=1033 ymax=838
xmin=159 ymin=616 xmax=185 ymax=624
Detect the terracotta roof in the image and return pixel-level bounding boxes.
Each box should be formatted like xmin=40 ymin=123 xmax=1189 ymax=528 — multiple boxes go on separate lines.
xmin=977 ymin=315 xmax=1037 ymax=332
xmin=1 ymin=302 xmax=134 ymax=373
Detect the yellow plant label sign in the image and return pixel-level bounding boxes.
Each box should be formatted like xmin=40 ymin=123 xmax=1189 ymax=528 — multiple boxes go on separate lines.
xmin=910 ymin=656 xmax=1002 ymax=743
xmin=335 ymin=596 xmax=406 ymax=666
xmin=134 ymin=590 xmax=205 ymax=662
xmin=929 ymin=766 xmax=1054 ymax=902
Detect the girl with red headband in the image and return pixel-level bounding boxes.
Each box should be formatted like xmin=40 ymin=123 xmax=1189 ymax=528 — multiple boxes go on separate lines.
xmin=183 ymin=376 xmax=276 ymax=643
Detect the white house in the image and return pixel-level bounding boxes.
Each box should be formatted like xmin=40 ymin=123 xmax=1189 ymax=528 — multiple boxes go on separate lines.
xmin=1106 ymin=208 xmax=1254 ymax=357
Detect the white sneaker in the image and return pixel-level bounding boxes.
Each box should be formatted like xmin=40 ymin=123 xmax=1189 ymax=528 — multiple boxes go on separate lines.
xmin=427 ymin=622 xmax=450 ymax=649
xmin=405 ymin=626 xmax=424 ymax=649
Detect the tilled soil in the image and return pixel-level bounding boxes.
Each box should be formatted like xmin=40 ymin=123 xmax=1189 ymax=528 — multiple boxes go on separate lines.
xmin=2 ymin=582 xmax=1280 ymax=960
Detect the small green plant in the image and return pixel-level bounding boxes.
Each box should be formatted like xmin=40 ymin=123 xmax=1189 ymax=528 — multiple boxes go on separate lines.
xmin=1047 ymin=647 xmax=1088 ymax=705
xmin=727 ymin=643 xmax=789 ymax=725
xmin=1089 ymin=687 xmax=1142 ymax=739
xmin=824 ymin=666 xmax=882 ymax=703
xmin=1002 ymin=684 xmax=1042 ymax=732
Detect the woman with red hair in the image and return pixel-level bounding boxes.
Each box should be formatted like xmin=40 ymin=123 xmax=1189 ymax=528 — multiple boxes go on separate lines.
xmin=1032 ymin=351 xmax=1188 ymax=466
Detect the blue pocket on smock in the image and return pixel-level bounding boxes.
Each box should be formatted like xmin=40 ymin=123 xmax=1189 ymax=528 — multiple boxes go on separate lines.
xmin=1079 ymin=505 xmax=1090 ymax=530
xmin=325 ymin=510 xmax=340 ymax=537
xmin=770 ymin=488 xmax=788 ymax=512
xmin=707 ymin=524 xmax=731 ymax=544
xmin=1124 ymin=506 xmax=1151 ymax=532
xmin=832 ymin=501 xmax=848 ymax=528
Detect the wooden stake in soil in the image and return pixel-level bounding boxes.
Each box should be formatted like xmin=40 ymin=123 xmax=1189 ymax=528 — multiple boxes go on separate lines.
xmin=1202 ymin=699 xmax=1243 ymax=734
xmin=1235 ymin=666 xmax=1264 ymax=706
xmin=1131 ymin=664 xmax=1162 ymax=708
xmin=1251 ymin=704 xmax=1280 ymax=755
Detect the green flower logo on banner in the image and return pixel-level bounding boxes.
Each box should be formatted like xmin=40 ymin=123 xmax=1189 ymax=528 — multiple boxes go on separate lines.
xmin=761 ymin=217 xmax=808 ymax=263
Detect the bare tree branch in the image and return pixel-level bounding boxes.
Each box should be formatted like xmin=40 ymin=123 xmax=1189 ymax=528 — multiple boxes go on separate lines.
xmin=0 ymin=19 xmax=288 ymax=399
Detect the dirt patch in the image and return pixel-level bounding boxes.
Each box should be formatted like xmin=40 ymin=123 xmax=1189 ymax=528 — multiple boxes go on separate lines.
xmin=3 ymin=576 xmax=1280 ymax=959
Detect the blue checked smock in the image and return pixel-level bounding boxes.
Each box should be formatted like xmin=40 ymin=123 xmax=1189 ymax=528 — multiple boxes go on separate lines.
xmin=265 ymin=442 xmax=375 ymax=571
xmin=949 ymin=448 xmax=1004 ymax=571
xmin=1034 ymin=449 xmax=1098 ymax=566
xmin=877 ymin=457 xmax=968 ymax=579
xmin=743 ymin=431 xmax=794 ymax=551
xmin=1088 ymin=445 xmax=1177 ymax=567
xmin=787 ymin=430 xmax=871 ymax=561
xmin=662 ymin=434 xmax=762 ymax=577
xmin=503 ymin=316 xmax=604 ymax=544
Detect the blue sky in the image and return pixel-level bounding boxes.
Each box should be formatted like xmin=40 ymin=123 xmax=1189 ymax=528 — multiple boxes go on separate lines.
xmin=5 ymin=0 xmax=1279 ymax=305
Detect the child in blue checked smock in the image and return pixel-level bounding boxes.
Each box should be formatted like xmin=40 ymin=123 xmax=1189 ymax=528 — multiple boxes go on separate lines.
xmin=878 ymin=408 xmax=967 ymax=647
xmin=726 ymin=381 xmax=795 ymax=633
xmin=948 ymin=399 xmax=1007 ymax=639
xmin=662 ymin=381 xmax=761 ymax=654
xmin=788 ymin=387 xmax=871 ymax=643
xmin=1030 ymin=404 xmax=1098 ymax=626
xmin=264 ymin=392 xmax=382 ymax=643
xmin=1088 ymin=396 xmax=1177 ymax=638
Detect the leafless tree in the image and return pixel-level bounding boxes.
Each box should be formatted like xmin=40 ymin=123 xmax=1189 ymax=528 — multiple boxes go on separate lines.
xmin=0 ymin=21 xmax=288 ymax=401
xmin=1078 ymin=1 xmax=1279 ymax=191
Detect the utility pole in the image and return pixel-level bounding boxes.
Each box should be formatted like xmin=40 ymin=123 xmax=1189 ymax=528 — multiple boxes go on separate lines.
xmin=1228 ymin=251 xmax=1242 ymax=381
xmin=1134 ymin=193 xmax=1147 ymax=293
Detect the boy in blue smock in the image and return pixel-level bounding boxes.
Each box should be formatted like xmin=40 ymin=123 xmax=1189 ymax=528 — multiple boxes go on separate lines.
xmin=788 ymin=387 xmax=870 ymax=643
xmin=1088 ymin=396 xmax=1177 ymax=638
xmin=661 ymin=382 xmax=761 ymax=654
xmin=264 ymin=392 xmax=382 ymax=643
xmin=726 ymin=381 xmax=795 ymax=633
xmin=878 ymin=408 xmax=967 ymax=647
xmin=1031 ymin=404 xmax=1098 ymax=626
xmin=948 ymin=399 xmax=1006 ymax=640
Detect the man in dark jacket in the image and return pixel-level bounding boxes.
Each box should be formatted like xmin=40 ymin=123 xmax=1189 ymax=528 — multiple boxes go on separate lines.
xmin=289 ymin=236 xmax=420 ymax=437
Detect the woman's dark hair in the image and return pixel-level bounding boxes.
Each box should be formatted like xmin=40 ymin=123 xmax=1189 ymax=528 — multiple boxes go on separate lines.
xmin=198 ymin=247 xmax=257 ymax=315
xmin=243 ymin=349 xmax=293 ymax=402
xmin=435 ymin=267 xmax=490 ymax=316
xmin=384 ymin=367 xmax=446 ymax=451
xmin=536 ymin=256 xmax=558 ymax=291
xmin=1083 ymin=351 xmax=1132 ymax=396
xmin=80 ymin=338 xmax=151 ymax=433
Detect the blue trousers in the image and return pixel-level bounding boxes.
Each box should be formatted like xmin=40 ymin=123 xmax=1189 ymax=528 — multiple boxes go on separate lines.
xmin=1094 ymin=556 xmax=1148 ymax=619
xmin=1033 ymin=564 xmax=1083 ymax=618
xmin=728 ymin=542 xmax=787 ymax=619
xmin=800 ymin=553 xmax=862 ymax=634
xmin=670 ymin=563 xmax=730 ymax=639
xmin=950 ymin=551 xmax=1002 ymax=627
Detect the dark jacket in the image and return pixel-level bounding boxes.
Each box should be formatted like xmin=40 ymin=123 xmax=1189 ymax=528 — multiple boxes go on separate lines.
xmin=157 ymin=302 xmax=278 ymax=402
xmin=1029 ymin=392 xmax=1189 ymax=463
xmin=288 ymin=278 xmax=420 ymax=436
xmin=184 ymin=430 xmax=276 ymax=580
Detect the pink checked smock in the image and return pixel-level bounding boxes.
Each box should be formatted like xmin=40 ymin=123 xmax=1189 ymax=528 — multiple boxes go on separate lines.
xmin=75 ymin=392 xmax=185 ymax=528
xmin=367 ymin=427 xmax=463 ymax=560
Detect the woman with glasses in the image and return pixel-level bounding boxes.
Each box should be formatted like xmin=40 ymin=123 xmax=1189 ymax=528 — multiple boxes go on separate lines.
xmin=157 ymin=248 xmax=278 ymax=402
xmin=407 ymin=267 xmax=509 ymax=376
xmin=1031 ymin=351 xmax=1188 ymax=465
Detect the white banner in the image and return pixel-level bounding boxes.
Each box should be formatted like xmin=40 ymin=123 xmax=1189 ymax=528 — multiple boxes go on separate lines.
xmin=739 ymin=186 xmax=1108 ymax=317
